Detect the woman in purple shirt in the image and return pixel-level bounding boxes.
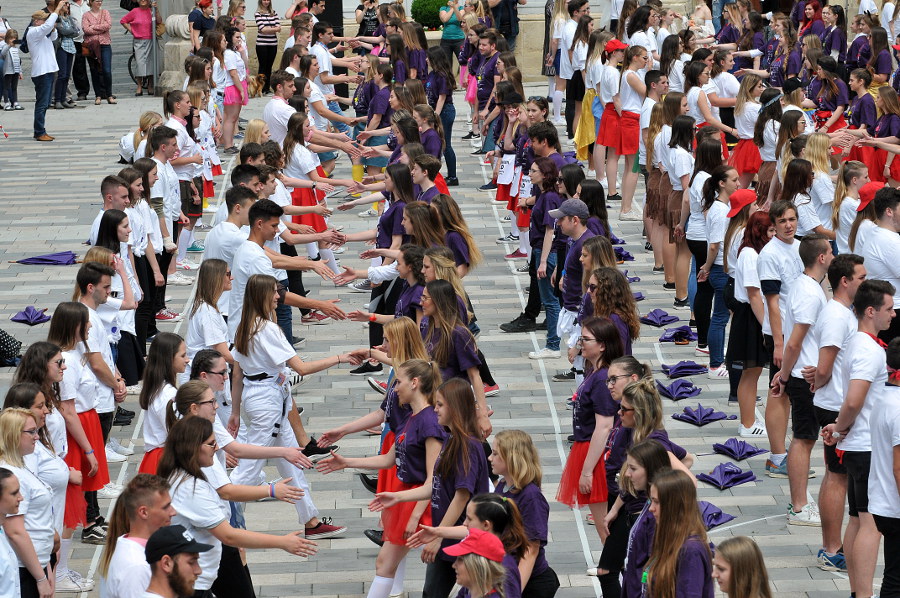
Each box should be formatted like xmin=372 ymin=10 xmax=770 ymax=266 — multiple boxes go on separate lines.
xmin=375 ymin=378 xmax=490 ymax=598
xmin=426 ymin=46 xmax=459 ymax=184
xmin=413 ymin=104 xmax=446 ymax=160
xmin=317 ymin=359 xmax=445 ymax=598
xmin=645 ymin=470 xmax=714 ymax=598
xmin=590 ymin=267 xmax=641 ymax=357
xmin=345 ymin=245 xmax=426 ymax=327
xmin=868 ymin=26 xmax=893 ymax=90
xmin=797 ymin=0 xmax=825 ymax=40
xmin=432 ymin=195 xmax=483 ymax=278
xmin=386 ymin=33 xmax=409 ymax=84
xmin=857 ymin=86 xmax=900 ymax=182
xmin=821 ymin=5 xmax=848 ymax=63
xmin=811 ymin=57 xmax=849 ymax=132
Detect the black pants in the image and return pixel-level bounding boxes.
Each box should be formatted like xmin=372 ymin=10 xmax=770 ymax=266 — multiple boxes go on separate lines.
xmin=73 ymin=42 xmax=90 ymax=97
xmin=423 ymin=558 xmax=457 ymax=598
xmin=154 ymin=220 xmax=181 ymax=316
xmin=477 ymin=349 xmax=496 ymax=386
xmin=564 ymin=70 xmax=585 ymax=140
xmin=115 ymin=331 xmax=144 ymax=386
xmin=211 ymin=544 xmax=257 ymax=598
xmin=255 ymin=45 xmax=278 ymax=93
xmin=687 ymin=238 xmax=713 ymax=347
xmin=875 ymin=514 xmax=900 ymax=597
xmin=368 ymin=278 xmax=404 ymax=347
xmin=523 ymin=566 xmax=560 ymax=598
xmin=133 ymin=254 xmax=156 ymax=353
xmin=440 ymin=37 xmax=465 ymax=73
xmin=19 ymin=566 xmax=49 ymax=598
xmin=281 ymin=242 xmax=310 ymax=316
xmin=523 ymin=251 xmax=543 ymax=320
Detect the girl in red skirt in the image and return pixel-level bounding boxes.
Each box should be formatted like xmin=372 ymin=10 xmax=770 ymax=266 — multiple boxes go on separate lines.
xmin=317 ymin=359 xmax=444 ymax=598
xmin=496 ymin=101 xmax=529 ymax=254
xmin=851 ymin=87 xmax=900 ymax=183
xmin=617 ymin=46 xmax=649 ymax=220
xmin=728 ymin=75 xmax=764 ymax=190
xmin=557 ymin=316 xmax=626 ymax=541
xmin=598 ymin=39 xmax=627 ymax=202
xmin=754 ymin=88 xmax=783 ymax=207
xmin=138 ymin=333 xmax=189 ymax=475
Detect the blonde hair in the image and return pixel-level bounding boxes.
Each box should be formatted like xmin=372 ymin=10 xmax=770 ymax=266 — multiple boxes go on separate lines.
xmin=383 ymin=317 xmax=429 ymax=368
xmin=805 ymin=132 xmax=831 ymax=174
xmin=72 ymin=246 xmax=116 ymax=301
xmin=132 ymin=111 xmax=164 ymax=155
xmin=734 ymin=74 xmax=761 ymax=116
xmin=423 ymin=248 xmax=473 ymax=321
xmin=832 ymin=161 xmax=867 ymax=230
xmin=0 ymin=408 xmax=34 ymax=468
xmin=645 ymin=103 xmax=665 ymax=166
xmin=457 ymin=553 xmax=506 ymax=597
xmin=715 ymin=537 xmax=773 ymax=598
xmin=244 ymin=119 xmax=269 ymax=145
xmin=621 ymin=378 xmax=664 ymax=445
xmin=494 ymin=430 xmax=543 ymax=490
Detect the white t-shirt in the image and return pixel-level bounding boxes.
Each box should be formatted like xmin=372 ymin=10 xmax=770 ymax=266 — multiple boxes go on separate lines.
xmin=725 ymin=227 xmax=744 ymax=277
xmin=686 ymin=85 xmax=709 ymax=124
xmin=86 ymin=304 xmax=116 ymax=413
xmin=734 ymin=102 xmax=761 ymax=139
xmin=653 ymin=125 xmax=671 ymax=170
xmin=151 ymin=158 xmax=181 ymax=224
xmin=0 ymin=527 xmax=18 ymax=598
xmin=584 ymin=59 xmax=604 ymax=92
xmin=307 ymin=83 xmax=330 ymax=131
xmin=713 ymin=72 xmax=740 ymax=101
xmin=223 ymin=48 xmax=247 ymax=85
xmin=262 ymin=96 xmax=295 ymax=146
xmin=186 ymin=303 xmax=229 ymax=363
xmin=99 ymin=536 xmax=151 ymax=598
xmin=45 ymin=408 xmax=67 ymax=461
xmin=233 ymin=320 xmax=295 ymax=377
xmin=860 ymin=226 xmax=900 ymax=308
xmin=686 ymin=172 xmax=710 ymax=242
xmin=169 ymin=472 xmax=229 ymax=591
xmin=667 ymin=58 xmax=685 ymax=93
xmin=629 ymin=30 xmax=658 ymax=69
xmin=813 ymin=300 xmax=860 ymax=412
xmin=212 ymin=57 xmax=227 ymax=94
xmin=860 ymin=0 xmax=878 ymax=13
xmin=26 ymin=442 xmax=68 ymax=534
xmin=572 ymin=40 xmax=588 ymax=71
xmin=667 ymin=146 xmax=693 ymax=190
xmin=284 ymin=143 xmax=321 ymax=181
xmin=559 ymin=19 xmax=578 ymax=79
xmin=599 ymin=64 xmax=620 ymax=105
xmin=757 ymin=236 xmax=803 ymax=336
xmin=143 ymin=384 xmax=177 ymax=452
xmin=229 ymin=241 xmax=278 ymax=339
xmin=310 ymin=41 xmax=335 ymax=94
xmin=760 ymin=120 xmax=780 ymax=162
xmin=836 ymin=197 xmax=860 ymax=255
xmin=61 ymin=345 xmax=99 ymax=413
xmin=810 ymin=171 xmax=835 ymax=231
xmin=868 ymin=385 xmax=900 ymax=517
xmin=704 ymin=200 xmax=729 ymax=266
xmin=620 ymin=71 xmax=644 ymax=113
xmin=165 ymin=118 xmax=201 ymax=182
xmin=638 ymin=97 xmax=656 ymax=166
xmin=838 ymin=331 xmax=888 ymax=452
xmin=854 ymin=219 xmax=878 ymax=255
xmin=0 ymin=462 xmax=54 ymax=567
xmin=782 ymin=274 xmax=828 ymax=379
xmin=734 ymin=246 xmax=760 ymax=304
xmin=795 ymin=194 xmax=822 ymax=238
xmin=204 ymin=221 xmax=248 ymax=314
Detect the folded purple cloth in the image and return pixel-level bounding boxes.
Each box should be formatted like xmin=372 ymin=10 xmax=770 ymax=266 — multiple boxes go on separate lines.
xmin=640 ymin=308 xmax=680 ymax=327
xmin=633 ymin=292 xmax=645 ymax=302
xmin=661 ymin=360 xmax=708 ymax=378
xmin=659 ymin=326 xmax=698 ymax=343
xmin=656 ymin=379 xmax=702 ymax=400
xmin=713 ymin=438 xmax=769 ymax=461
xmin=697 ymin=463 xmax=757 ymax=490
xmin=11 ymin=306 xmax=51 ymax=326
xmin=622 ymin=270 xmax=641 ymax=283
xmin=615 ymin=246 xmax=634 ymax=262
xmin=699 ymin=501 xmax=736 ymax=529
xmin=671 ymin=403 xmax=737 ymax=425
xmin=14 ymin=251 xmax=77 ymax=265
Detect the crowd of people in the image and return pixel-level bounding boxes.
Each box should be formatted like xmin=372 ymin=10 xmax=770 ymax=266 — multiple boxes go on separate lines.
xmin=7 ymin=0 xmax=900 ymax=597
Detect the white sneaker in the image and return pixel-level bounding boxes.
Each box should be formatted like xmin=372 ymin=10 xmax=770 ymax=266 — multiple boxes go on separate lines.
xmin=105 ymin=446 xmax=126 ymax=463
xmin=528 ymin=348 xmax=561 ymax=360
xmin=108 ymin=437 xmax=135 ymax=456
xmin=98 ymin=484 xmax=122 ymax=499
xmin=358 ymin=208 xmax=379 ymax=218
xmin=739 ymin=421 xmax=767 ymax=438
xmin=55 ymin=571 xmax=95 ymax=593
xmin=787 ymin=502 xmax=821 ymax=526
xmin=708 ymin=364 xmax=729 ymax=379
xmin=551 ymin=117 xmax=566 ymax=126
xmin=126 ymin=384 xmax=141 ymax=395
xmin=695 ymin=346 xmax=710 ymax=356
xmin=177 ymin=259 xmax=200 ymax=270
xmin=619 ymin=209 xmax=644 ymax=221
xmin=167 ymin=271 xmax=193 ymax=286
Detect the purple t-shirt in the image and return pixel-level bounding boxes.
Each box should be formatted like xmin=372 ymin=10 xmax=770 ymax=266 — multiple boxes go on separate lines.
xmin=790 ymin=0 xmax=806 ymax=27
xmin=576 ymin=292 xmax=593 ymax=325
xmin=875 ymin=113 xmax=900 ymax=138
xmin=715 ymin=23 xmax=739 ymax=46
xmin=875 ymin=49 xmax=893 ymax=75
xmin=529 ymin=190 xmax=563 ymax=249
xmin=610 ymin=313 xmax=633 ymax=356
xmin=848 ymin=92 xmax=877 ymax=130
xmin=446 ymin=230 xmax=471 ymax=267
xmin=422 ymin=324 xmax=481 ymax=382
xmin=394 ymin=59 xmax=408 ymax=84
xmin=380 ymin=384 xmax=412 ymax=432
xmin=477 ymin=52 xmax=500 ymax=103
xmin=426 ymin=71 xmax=453 ymax=108
xmin=376 ymin=199 xmax=406 ymax=249
xmin=409 ymin=48 xmax=428 ymax=78
xmin=395 ymin=405 xmax=446 ymax=484
xmin=422 ymin=128 xmax=442 ymax=158
xmin=367 ymin=85 xmax=392 ymax=125
xmin=674 ymin=538 xmax=715 ymax=598
xmin=432 ymin=437 xmax=489 ymax=560
xmin=455 ymin=554 xmax=522 ymax=598
xmin=798 ymin=19 xmax=825 ymax=41
xmin=848 ymin=35 xmax=870 ymax=71
xmin=416 ymin=185 xmax=440 ymax=204
xmin=496 ymin=481 xmax=550 ymax=577
xmin=586 ymin=216 xmax=609 ymax=237
xmin=814 ymin=78 xmax=849 ymax=111
xmin=547 ymin=152 xmax=567 ymax=170
xmin=561 ymin=230 xmax=596 ymax=311
xmin=622 ymin=504 xmax=655 ymax=598
xmin=394 ymin=281 xmax=424 ymax=320
xmin=647 ymin=429 xmax=688 ymax=461
xmin=352 ymin=79 xmax=376 ymax=116
xmin=603 ymin=423 xmax=633 ymax=495
xmin=572 ymin=367 xmax=617 ymax=442
xmin=823 ymin=26 xmax=847 ymax=62
xmin=734 ymin=32 xmax=765 ymax=71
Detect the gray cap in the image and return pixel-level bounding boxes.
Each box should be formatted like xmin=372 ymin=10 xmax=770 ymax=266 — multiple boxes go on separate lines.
xmin=548 ymin=198 xmax=589 ymax=220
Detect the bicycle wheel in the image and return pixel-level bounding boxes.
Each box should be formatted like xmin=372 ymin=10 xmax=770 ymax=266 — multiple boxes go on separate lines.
xmin=128 ymin=52 xmax=138 ymax=85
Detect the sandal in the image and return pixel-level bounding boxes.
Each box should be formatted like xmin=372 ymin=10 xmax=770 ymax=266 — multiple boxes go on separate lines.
xmin=107 ymin=97 xmax=117 ymax=104
xmin=94 ymin=97 xmax=101 ymax=105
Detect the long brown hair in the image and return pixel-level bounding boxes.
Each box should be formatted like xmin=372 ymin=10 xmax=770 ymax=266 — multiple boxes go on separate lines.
xmin=434 ymin=378 xmax=481 ymax=478
xmin=157 ymin=416 xmax=213 ymax=484
xmin=139 ymin=333 xmax=184 ymax=411
xmin=191 ymin=259 xmax=228 ymax=317
xmin=234 ymin=274 xmax=278 ymax=356
xmin=404 ymin=201 xmax=446 ymax=248
xmin=590 ymin=268 xmax=641 ymax=341
xmin=431 ymin=194 xmax=483 ymax=269
xmin=423 ymin=280 xmax=473 ymax=368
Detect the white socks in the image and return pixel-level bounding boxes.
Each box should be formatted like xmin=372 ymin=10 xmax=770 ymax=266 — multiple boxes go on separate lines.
xmin=509 ymin=215 xmax=517 ymax=237
xmin=305 ymin=242 xmax=320 ymax=259
xmin=519 ymin=234 xmax=530 ymax=256
xmin=552 ymin=90 xmax=563 ymax=121
xmin=177 ymin=228 xmax=192 ymax=263
xmin=319 ymin=248 xmax=340 ymax=274
xmin=56 ymin=538 xmax=71 ymax=580
xmin=366 ymin=575 xmax=394 ymax=598
xmin=391 ymin=556 xmax=407 ymax=595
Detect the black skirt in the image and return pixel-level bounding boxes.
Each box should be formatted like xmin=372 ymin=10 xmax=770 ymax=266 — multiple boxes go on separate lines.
xmin=726 ymin=300 xmax=768 ymax=370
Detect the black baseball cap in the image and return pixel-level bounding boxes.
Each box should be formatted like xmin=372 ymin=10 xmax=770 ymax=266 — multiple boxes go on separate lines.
xmin=145 ymin=525 xmax=214 ymax=564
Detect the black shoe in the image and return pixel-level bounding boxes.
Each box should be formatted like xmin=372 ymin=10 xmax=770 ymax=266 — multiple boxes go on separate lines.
xmin=553 ymin=369 xmax=576 ymax=382
xmin=567 ymin=434 xmax=575 ymax=442
xmin=445 ymin=177 xmax=459 ymax=186
xmin=350 ymin=361 xmax=383 ymax=375
xmin=500 ymin=315 xmax=537 ymax=333
xmin=297 ymin=405 xmax=305 ymax=415
xmin=652 ymin=266 xmax=665 ymax=274
xmin=479 ymin=181 xmax=497 ymax=190
xmin=663 ymin=282 xmax=676 ymax=290
xmin=358 ymin=472 xmax=378 ymax=494
xmin=472 ymin=149 xmax=487 ymax=155
xmin=689 ymin=319 xmax=697 ymax=327
xmin=113 ymin=414 xmax=133 ymax=426
xmin=674 ymin=297 xmax=690 ymax=310
xmin=536 ymin=320 xmax=548 ymax=330
xmin=607 ymin=193 xmax=622 ymax=202
xmin=462 ymin=132 xmax=480 ymax=140
xmin=118 ymin=407 xmax=135 ymax=417
xmin=77 ymin=94 xmax=88 ymax=101
xmin=364 ymin=529 xmax=384 ymax=547
xmin=291 ymin=336 xmax=306 ymax=348
xmin=644 ymin=241 xmax=653 ymax=251
xmin=303 ymin=438 xmax=338 ymax=460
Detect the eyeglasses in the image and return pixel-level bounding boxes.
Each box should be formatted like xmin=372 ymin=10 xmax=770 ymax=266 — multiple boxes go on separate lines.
xmin=196 ymin=399 xmax=217 ymax=406
xmin=606 ymin=374 xmax=631 ymax=386
xmin=21 ymin=428 xmax=39 ymax=437
xmin=578 ymin=336 xmax=596 ymax=344
xmin=203 ymin=439 xmax=218 ymax=449
xmin=54 ymin=358 xmax=66 ymax=367
xmin=208 ymin=370 xmax=229 ymax=378
xmin=618 ymin=406 xmax=635 ymax=413
xmin=421 ymin=294 xmax=432 ymax=302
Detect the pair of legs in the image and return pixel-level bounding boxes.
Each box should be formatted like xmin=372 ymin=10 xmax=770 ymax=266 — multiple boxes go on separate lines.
xmin=366 ymin=542 xmax=411 ymax=598
xmin=619 ymin=155 xmax=638 ymax=214
xmin=816 ymin=407 xmax=848 ymax=556
xmin=843 ymin=451 xmax=881 ymax=598
xmin=222 ymin=101 xmax=242 ymax=149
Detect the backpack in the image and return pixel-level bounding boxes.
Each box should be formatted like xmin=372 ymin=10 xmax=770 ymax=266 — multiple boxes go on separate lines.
xmin=120 ymin=0 xmax=138 ymax=10
xmin=19 ymin=25 xmax=30 ymax=53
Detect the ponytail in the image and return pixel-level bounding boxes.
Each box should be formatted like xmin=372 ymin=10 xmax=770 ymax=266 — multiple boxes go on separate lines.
xmin=165 ymin=380 xmax=213 ymax=430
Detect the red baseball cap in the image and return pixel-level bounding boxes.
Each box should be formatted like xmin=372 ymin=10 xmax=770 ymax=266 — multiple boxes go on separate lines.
xmin=605 ymin=39 xmax=628 ymax=53
xmin=727 ymin=189 xmax=757 ymax=218
xmin=442 ymin=529 xmax=505 ymax=563
xmin=858 ymin=181 xmax=886 ymax=211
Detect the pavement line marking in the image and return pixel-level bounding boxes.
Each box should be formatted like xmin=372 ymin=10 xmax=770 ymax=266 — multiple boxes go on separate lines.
xmin=483 ymin=160 xmax=602 ymax=597
xmin=706 ymin=513 xmax=783 ymax=535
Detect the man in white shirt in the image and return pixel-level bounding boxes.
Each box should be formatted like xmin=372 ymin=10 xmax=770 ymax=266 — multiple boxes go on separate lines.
xmin=204 ymin=188 xmax=255 ymax=316
xmin=757 ymin=200 xmax=804 ymax=477
xmin=823 ymin=279 xmax=896 ymax=598
xmin=261 ymin=71 xmax=297 ymax=146
xmin=859 ymin=186 xmax=900 ymax=343
xmin=804 ymin=254 xmax=867 ymax=573
xmin=89 ymin=176 xmax=131 ymax=245
xmin=310 ymin=22 xmax=362 ymax=135
xmin=27 ymin=4 xmax=64 ymax=141
xmin=143 ymin=525 xmax=213 ymax=598
xmin=100 ymin=475 xmax=176 ymax=598
xmin=771 ymin=234 xmax=833 ymax=527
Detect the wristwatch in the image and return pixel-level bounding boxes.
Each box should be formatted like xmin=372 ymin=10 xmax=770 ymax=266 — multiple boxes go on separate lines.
xmin=831 ymin=431 xmax=841 ymax=440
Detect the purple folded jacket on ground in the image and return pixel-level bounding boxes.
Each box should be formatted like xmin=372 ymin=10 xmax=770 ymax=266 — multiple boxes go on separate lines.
xmin=622 ymin=270 xmax=641 ymax=283
xmin=697 ymin=462 xmax=757 ymax=490
xmin=633 ymin=292 xmax=645 ymax=302
xmin=671 ymin=403 xmax=737 ymax=425
xmin=661 ymin=360 xmax=708 ymax=378
xmin=713 ymin=438 xmax=769 ymax=461
xmin=615 ymin=246 xmax=634 ymax=262
xmin=13 ymin=251 xmax=78 ymax=265
xmin=640 ymin=308 xmax=680 ymax=327
xmin=698 ymin=501 xmax=736 ymax=529
xmin=658 ymin=326 xmax=698 ymax=343
xmin=11 ymin=306 xmax=51 ymax=326
xmin=656 ymin=379 xmax=702 ymax=400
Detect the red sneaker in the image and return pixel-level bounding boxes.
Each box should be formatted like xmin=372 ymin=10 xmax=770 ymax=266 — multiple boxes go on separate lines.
xmin=301 ymin=311 xmax=331 ymax=325
xmin=367 ymin=377 xmax=388 ymax=395
xmin=484 ymin=384 xmax=500 ymax=397
xmin=305 ymin=517 xmax=347 ymax=540
xmin=504 ymin=250 xmax=528 ymax=260
xmin=155 ymin=310 xmax=178 ymax=321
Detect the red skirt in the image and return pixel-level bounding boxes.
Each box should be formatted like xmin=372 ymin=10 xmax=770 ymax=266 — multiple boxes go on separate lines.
xmin=211 ymin=163 xmax=224 ymax=177
xmin=64 ymin=410 xmax=109 ymax=492
xmin=202 ymin=178 xmax=215 ymax=199
xmin=64 ymin=483 xmax=88 ymax=529
xmin=697 ymin=123 xmax=730 ymax=159
xmin=381 ymin=477 xmax=433 ymax=545
xmin=598 ymin=103 xmax=620 ymax=149
xmin=376 ymin=431 xmax=398 ymax=494
xmin=728 ymin=139 xmax=762 ymax=174
xmin=617 ymin=111 xmax=640 ymax=156
xmin=435 ymin=173 xmax=449 ymax=195
xmin=890 ymin=156 xmax=900 ymax=182
xmin=856 ymin=146 xmax=888 ymax=182
xmin=138 ymin=447 xmax=164 ymax=475
xmin=497 ymin=182 xmax=515 ymax=210
xmin=516 ymin=206 xmax=531 ymax=228
xmin=556 ymin=440 xmax=607 ymax=507
xmin=290 ymin=186 xmax=327 ymax=232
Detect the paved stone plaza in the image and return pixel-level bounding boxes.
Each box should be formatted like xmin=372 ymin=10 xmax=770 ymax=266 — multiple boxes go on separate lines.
xmin=0 ymin=3 xmax=872 ymax=596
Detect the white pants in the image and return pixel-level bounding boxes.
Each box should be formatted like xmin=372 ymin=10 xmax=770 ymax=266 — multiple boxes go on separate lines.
xmin=230 ymin=381 xmax=318 ymax=524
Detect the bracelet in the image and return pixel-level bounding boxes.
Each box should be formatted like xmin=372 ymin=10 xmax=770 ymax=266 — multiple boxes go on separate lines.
xmin=35 ymin=576 xmax=48 ymax=584
xmin=336 ymin=355 xmax=341 ymax=365
xmin=368 ymin=348 xmax=372 ymax=359
xmin=369 ymin=314 xmax=378 ymax=322
xmin=269 ymin=483 xmax=275 ymax=498
xmin=85 ymin=449 xmax=94 ymax=455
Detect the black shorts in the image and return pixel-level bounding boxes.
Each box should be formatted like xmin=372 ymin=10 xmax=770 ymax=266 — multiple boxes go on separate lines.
xmin=814 ymin=406 xmax=847 ymax=474
xmin=179 ymin=178 xmax=203 ymax=219
xmin=844 ymin=450 xmax=871 ymax=517
xmin=762 ymin=334 xmax=777 ymax=383
xmin=786 ymin=376 xmax=818 ymax=440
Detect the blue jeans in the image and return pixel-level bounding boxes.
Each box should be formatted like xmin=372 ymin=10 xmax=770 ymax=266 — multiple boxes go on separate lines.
xmin=712 ymin=0 xmax=723 ymax=32
xmin=87 ymin=44 xmax=112 ymax=99
xmin=54 ymin=49 xmax=75 ymax=103
xmin=276 ymin=279 xmax=293 ymax=341
xmin=327 ymin=100 xmax=350 ymax=134
xmin=440 ymin=103 xmax=458 ymax=178
xmin=32 ymin=72 xmax=54 ymax=137
xmin=533 ymin=248 xmax=560 ymax=350
xmin=688 ymin=256 xmax=698 ymax=310
xmin=708 ymin=264 xmax=730 ymax=367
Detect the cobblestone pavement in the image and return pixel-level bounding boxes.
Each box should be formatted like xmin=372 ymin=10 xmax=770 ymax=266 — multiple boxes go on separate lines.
xmin=0 ymin=3 xmax=865 ymax=597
